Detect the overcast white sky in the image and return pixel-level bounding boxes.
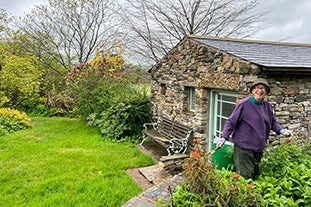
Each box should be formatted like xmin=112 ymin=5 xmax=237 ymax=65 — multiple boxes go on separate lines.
xmin=0 ymin=0 xmax=44 ymax=16
xmin=1 ymin=0 xmax=311 ymax=44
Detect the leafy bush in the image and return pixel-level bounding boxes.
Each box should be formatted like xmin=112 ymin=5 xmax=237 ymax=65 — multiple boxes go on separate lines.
xmin=66 ymin=43 xmax=151 ymax=141
xmin=14 ymin=93 xmax=66 ymax=117
xmin=65 ymin=63 xmax=128 ymax=117
xmin=15 ymin=92 xmax=48 ymax=116
xmin=87 ymin=96 xmax=150 ymax=142
xmin=65 ymin=42 xmax=129 ymax=117
xmin=0 ymin=52 xmax=41 ymax=108
xmin=161 ymin=141 xmax=264 ymax=206
xmin=0 ymin=108 xmax=32 ymax=135
xmin=254 ymin=137 xmax=311 ymax=206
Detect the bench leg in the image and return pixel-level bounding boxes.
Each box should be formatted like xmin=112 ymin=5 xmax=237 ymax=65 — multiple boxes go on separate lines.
xmin=167 ymin=148 xmax=172 ymax=156
xmin=182 ymin=145 xmax=188 ymax=154
xmin=140 ymin=133 xmax=147 ymax=145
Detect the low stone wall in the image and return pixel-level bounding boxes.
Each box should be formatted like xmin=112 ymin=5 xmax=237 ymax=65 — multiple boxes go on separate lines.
xmin=159 ymin=154 xmax=189 ymax=175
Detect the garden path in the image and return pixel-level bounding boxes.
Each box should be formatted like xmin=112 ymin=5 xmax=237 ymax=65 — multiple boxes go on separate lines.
xmin=123 ymin=141 xmax=184 ymax=206
xmin=122 ymin=174 xmax=184 ymax=207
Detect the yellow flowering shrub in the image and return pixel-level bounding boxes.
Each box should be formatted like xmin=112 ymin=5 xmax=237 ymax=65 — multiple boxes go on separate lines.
xmin=89 ymin=40 xmax=127 ymax=71
xmin=0 ymin=108 xmax=32 ymax=128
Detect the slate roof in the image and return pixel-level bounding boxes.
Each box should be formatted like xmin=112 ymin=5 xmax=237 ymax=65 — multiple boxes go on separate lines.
xmin=189 ymin=35 xmax=311 ymax=69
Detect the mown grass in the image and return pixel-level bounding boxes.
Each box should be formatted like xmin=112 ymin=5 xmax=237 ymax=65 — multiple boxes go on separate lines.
xmin=0 ymin=117 xmax=154 ymax=206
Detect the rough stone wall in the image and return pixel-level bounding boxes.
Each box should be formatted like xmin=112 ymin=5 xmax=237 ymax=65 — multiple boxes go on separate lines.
xmin=150 ymin=37 xmax=311 ymax=150
xmin=266 ymin=77 xmax=311 ymax=145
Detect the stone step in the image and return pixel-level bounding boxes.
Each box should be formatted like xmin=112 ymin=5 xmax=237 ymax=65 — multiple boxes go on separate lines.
xmin=138 ymin=164 xmax=172 ymax=184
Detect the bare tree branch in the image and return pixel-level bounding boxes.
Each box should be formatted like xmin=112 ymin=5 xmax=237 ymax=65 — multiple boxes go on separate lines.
xmin=121 ymin=0 xmax=266 ymax=64
xmin=15 ymin=0 xmax=124 ymax=72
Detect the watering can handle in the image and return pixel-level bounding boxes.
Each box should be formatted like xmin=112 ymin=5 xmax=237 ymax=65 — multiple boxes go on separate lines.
xmin=210 ymin=146 xmax=221 ymax=154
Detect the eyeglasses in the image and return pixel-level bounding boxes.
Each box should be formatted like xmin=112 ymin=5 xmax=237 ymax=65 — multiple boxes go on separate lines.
xmin=255 ymin=86 xmax=266 ymax=91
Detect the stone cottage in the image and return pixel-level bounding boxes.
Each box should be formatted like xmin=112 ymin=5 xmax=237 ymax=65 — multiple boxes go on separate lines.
xmin=149 ymin=35 xmax=311 ymax=151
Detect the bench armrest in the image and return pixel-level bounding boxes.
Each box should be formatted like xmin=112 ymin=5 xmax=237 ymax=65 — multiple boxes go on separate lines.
xmin=143 ymin=122 xmax=158 ymax=131
xmin=166 ymin=129 xmax=194 ymax=155
xmin=140 ymin=122 xmax=159 ymax=145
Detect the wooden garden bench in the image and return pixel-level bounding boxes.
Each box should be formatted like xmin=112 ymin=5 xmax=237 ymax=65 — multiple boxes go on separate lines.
xmin=140 ymin=117 xmax=193 ymax=155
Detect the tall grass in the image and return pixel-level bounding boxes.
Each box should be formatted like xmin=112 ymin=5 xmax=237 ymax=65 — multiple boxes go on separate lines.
xmin=0 ymin=117 xmax=154 ymax=206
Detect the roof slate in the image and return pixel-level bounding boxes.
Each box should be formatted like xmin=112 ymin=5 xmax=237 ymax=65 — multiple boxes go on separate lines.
xmin=189 ymin=35 xmax=311 ymax=69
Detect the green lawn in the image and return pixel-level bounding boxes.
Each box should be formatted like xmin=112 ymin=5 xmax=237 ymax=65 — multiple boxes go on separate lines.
xmin=0 ymin=117 xmax=154 ymax=206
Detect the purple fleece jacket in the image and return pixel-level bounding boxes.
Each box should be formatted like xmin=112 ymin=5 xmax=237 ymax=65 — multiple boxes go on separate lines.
xmin=222 ymin=95 xmax=282 ymax=152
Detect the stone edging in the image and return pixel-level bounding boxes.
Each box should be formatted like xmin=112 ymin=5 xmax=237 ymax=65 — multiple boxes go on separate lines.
xmin=122 ymin=174 xmax=184 ymax=207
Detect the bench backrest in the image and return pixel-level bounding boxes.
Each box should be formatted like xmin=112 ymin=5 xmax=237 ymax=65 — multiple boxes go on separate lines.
xmin=158 ymin=117 xmax=192 ymax=140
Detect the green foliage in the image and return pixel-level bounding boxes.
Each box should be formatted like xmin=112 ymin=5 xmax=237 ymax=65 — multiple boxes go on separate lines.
xmin=161 ymin=137 xmax=311 ymax=206
xmin=254 ymin=137 xmax=311 ymax=206
xmin=15 ymin=92 xmax=47 ymax=115
xmin=0 ymin=50 xmax=41 ymax=108
xmin=0 ymin=117 xmax=154 ymax=206
xmin=161 ymin=142 xmax=264 ymax=206
xmin=14 ymin=91 xmax=72 ymax=118
xmin=11 ymin=31 xmax=68 ymax=95
xmin=163 ymin=184 xmax=204 ymax=206
xmin=0 ymin=32 xmax=67 ymax=112
xmin=65 ymin=62 xmax=128 ymax=117
xmin=87 ymin=96 xmax=151 ymax=142
xmin=0 ymin=108 xmax=32 ymax=135
xmin=126 ymin=64 xmax=151 ymax=85
xmin=66 ymin=44 xmax=151 ymax=141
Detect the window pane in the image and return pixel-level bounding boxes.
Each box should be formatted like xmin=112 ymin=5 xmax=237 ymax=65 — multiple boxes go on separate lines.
xmin=217 ymin=116 xmax=220 ymax=131
xmin=222 ymin=95 xmax=236 ymax=102
xmin=222 ymin=102 xmax=236 ymax=117
xmin=190 ymin=87 xmax=196 ymax=112
xmin=211 ymin=91 xmax=236 ymax=144
xmin=221 ymin=118 xmax=227 ymax=131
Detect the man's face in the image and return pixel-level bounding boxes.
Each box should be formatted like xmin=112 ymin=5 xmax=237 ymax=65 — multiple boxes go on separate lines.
xmin=252 ymin=84 xmax=266 ymax=102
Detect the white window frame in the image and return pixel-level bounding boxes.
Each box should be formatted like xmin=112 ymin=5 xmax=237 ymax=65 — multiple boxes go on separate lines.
xmin=189 ymin=87 xmax=196 ymax=112
xmin=209 ymin=90 xmax=236 ymax=150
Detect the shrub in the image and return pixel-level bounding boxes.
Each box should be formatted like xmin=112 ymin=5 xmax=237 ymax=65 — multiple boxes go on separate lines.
xmin=161 ymin=141 xmax=264 ymax=206
xmin=15 ymin=92 xmax=48 ymax=116
xmin=65 ymin=63 xmax=128 ymax=117
xmin=0 ymin=108 xmax=32 ymax=135
xmin=254 ymin=136 xmax=311 ymax=206
xmin=65 ymin=43 xmax=151 ymax=141
xmin=65 ymin=42 xmax=129 ymax=118
xmin=87 ymin=94 xmax=150 ymax=142
xmin=0 ymin=53 xmax=41 ymax=108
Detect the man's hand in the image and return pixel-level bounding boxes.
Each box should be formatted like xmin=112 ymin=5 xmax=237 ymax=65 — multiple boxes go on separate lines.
xmin=216 ymin=137 xmax=226 ymax=148
xmin=280 ymin=129 xmax=293 ymax=137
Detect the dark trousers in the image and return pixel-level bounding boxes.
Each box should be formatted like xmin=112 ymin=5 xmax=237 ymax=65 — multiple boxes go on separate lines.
xmin=234 ymin=144 xmax=263 ymax=180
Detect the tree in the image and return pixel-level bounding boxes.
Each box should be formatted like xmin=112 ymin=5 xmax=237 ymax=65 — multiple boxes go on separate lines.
xmin=15 ymin=0 xmax=124 ymax=72
xmin=65 ymin=41 xmax=129 ymax=116
xmin=0 ymin=49 xmax=41 ymax=108
xmin=121 ymin=0 xmax=266 ymax=64
xmin=0 ymin=9 xmax=10 ymax=40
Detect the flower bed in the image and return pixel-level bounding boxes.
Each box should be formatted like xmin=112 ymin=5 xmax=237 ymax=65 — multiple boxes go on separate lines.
xmin=0 ymin=108 xmax=32 ymax=136
xmin=159 ymin=136 xmax=311 ymax=206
